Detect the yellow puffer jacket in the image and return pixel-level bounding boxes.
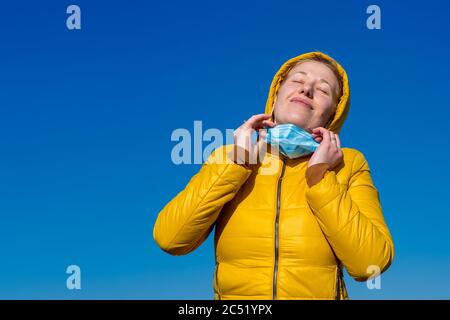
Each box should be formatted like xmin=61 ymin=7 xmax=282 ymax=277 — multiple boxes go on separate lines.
xmin=153 ymin=52 xmax=394 ymax=300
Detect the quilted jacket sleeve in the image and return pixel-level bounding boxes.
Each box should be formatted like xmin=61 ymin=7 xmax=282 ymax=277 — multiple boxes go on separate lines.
xmin=305 ymin=149 xmax=394 ymax=281
xmin=153 ymin=145 xmax=252 ymax=256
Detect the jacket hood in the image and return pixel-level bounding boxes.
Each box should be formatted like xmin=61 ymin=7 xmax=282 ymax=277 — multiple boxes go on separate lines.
xmin=264 ymin=51 xmax=350 ymax=134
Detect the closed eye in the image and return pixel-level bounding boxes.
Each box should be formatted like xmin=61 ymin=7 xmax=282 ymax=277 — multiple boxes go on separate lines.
xmin=318 ymin=88 xmax=329 ymax=95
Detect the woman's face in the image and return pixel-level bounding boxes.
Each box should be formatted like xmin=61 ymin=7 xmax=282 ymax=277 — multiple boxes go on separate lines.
xmin=273 ymin=61 xmax=340 ymax=133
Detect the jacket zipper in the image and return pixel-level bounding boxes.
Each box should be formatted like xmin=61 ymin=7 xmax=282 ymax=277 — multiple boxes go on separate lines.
xmin=335 ymin=266 xmax=341 ymax=300
xmin=336 ymin=264 xmax=348 ymax=300
xmin=215 ymin=262 xmax=221 ymax=300
xmin=273 ymin=159 xmax=286 ymax=300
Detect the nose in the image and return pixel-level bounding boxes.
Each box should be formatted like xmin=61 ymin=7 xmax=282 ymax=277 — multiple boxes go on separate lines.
xmin=299 ymin=83 xmax=313 ymax=98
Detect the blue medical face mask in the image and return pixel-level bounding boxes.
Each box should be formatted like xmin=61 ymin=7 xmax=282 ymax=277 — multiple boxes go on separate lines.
xmin=264 ymin=123 xmax=320 ymax=159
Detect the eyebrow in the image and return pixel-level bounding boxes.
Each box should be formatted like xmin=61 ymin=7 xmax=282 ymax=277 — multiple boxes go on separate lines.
xmin=293 ymin=71 xmax=332 ymax=88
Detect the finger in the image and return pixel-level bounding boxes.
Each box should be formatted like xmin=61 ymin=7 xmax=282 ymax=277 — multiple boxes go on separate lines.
xmin=311 ymin=127 xmax=328 ymax=139
xmin=311 ymin=133 xmax=321 ymax=142
xmin=330 ymin=132 xmax=337 ymax=144
xmin=312 ymin=127 xmax=326 ymax=133
xmin=255 ymin=120 xmax=275 ymax=131
xmin=245 ymin=114 xmax=271 ymax=128
xmin=314 ymin=127 xmax=336 ymax=146
xmin=311 ymin=132 xmax=322 ymax=142
xmin=262 ymin=120 xmax=276 ymax=127
xmin=258 ymin=128 xmax=267 ymax=141
xmin=317 ymin=127 xmax=331 ymax=145
xmin=255 ymin=135 xmax=269 ymax=164
xmin=250 ymin=115 xmax=273 ymax=130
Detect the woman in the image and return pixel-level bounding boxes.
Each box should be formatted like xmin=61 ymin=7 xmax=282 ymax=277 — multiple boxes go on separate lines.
xmin=153 ymin=51 xmax=394 ymax=300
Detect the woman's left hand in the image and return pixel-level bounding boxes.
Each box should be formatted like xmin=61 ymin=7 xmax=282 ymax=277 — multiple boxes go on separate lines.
xmin=308 ymin=127 xmax=343 ymax=169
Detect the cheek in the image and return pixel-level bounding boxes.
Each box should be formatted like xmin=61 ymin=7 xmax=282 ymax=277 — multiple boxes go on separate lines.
xmin=273 ymin=87 xmax=289 ymax=110
xmin=276 ymin=86 xmax=291 ymax=100
xmin=315 ymin=96 xmax=334 ymax=113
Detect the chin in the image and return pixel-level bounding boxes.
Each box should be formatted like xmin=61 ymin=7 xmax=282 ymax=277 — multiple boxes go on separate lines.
xmin=284 ymin=116 xmax=308 ymax=129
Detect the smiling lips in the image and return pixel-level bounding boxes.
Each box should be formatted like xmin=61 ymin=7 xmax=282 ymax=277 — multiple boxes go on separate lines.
xmin=290 ymin=97 xmax=313 ymax=110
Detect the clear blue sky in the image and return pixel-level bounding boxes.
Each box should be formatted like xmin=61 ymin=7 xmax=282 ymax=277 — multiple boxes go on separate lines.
xmin=1 ymin=0 xmax=449 ymax=299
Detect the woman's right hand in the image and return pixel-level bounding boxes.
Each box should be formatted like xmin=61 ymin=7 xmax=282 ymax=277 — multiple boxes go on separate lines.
xmin=229 ymin=114 xmax=276 ymax=166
